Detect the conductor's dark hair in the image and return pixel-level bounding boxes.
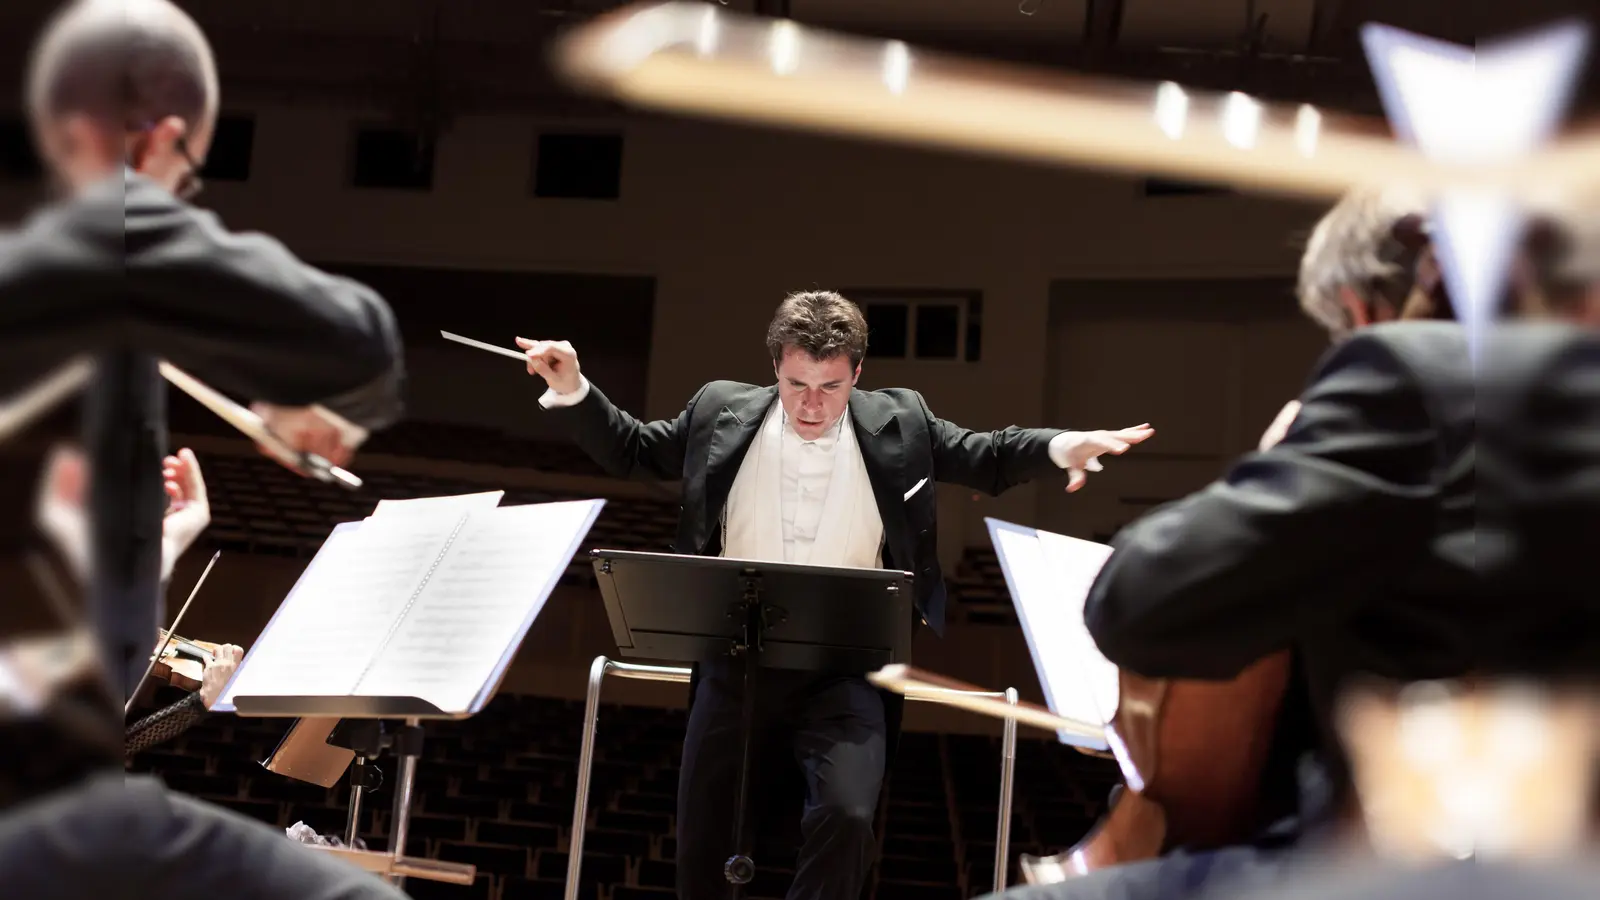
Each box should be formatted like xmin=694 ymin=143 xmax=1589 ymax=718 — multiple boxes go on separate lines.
xmin=26 ymin=0 xmax=218 ymax=134
xmin=766 ymin=291 xmax=870 ymax=368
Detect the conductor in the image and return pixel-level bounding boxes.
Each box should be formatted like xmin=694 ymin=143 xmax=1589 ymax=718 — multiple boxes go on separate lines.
xmin=523 ymin=290 xmax=1152 ymax=900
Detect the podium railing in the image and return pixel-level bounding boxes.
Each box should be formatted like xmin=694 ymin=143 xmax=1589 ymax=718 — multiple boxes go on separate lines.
xmin=567 ymin=655 xmax=1021 ymax=900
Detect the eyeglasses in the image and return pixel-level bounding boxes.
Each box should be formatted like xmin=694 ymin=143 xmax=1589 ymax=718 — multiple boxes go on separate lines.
xmin=171 ymin=135 xmax=205 ymax=201
xmin=127 ymin=123 xmax=206 ymax=201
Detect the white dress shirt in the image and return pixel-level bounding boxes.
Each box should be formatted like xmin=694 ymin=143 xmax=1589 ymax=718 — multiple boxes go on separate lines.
xmin=778 ymin=410 xmax=848 ymax=562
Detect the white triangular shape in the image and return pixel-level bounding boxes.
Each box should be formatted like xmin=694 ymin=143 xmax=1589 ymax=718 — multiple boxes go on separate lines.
xmin=1431 ymin=191 xmax=1523 ymax=362
xmin=1360 ymin=21 xmax=1590 ymax=356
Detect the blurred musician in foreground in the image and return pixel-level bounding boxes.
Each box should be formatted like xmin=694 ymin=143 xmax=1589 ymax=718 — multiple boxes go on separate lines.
xmin=0 ymin=0 xmax=405 ymax=702
xmin=34 ymin=444 xmax=244 ymax=755
xmin=984 ymin=194 xmax=1600 ymax=900
xmin=0 ymin=3 xmax=410 ymax=897
xmin=523 ymin=290 xmax=1153 ymax=900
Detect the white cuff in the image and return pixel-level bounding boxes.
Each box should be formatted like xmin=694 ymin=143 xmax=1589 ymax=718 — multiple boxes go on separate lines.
xmin=1048 ymin=431 xmax=1074 ymax=469
xmin=539 ymin=376 xmax=592 ymax=409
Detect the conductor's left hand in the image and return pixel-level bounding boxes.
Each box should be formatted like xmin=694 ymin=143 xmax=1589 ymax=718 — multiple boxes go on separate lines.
xmin=1056 ymin=424 xmax=1155 ymax=493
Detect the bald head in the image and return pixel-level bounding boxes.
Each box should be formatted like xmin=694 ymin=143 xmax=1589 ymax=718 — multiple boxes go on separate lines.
xmin=25 ymin=0 xmax=218 ymax=195
xmin=29 ymin=0 xmax=218 ymax=131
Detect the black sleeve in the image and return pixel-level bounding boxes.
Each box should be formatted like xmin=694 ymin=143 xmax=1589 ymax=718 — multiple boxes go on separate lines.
xmin=918 ymin=392 xmax=1065 ymax=496
xmin=119 ymin=183 xmax=405 ymax=430
xmin=1083 ymin=332 xmax=1440 ymax=679
xmin=543 ymin=381 xmax=707 ymax=481
xmin=0 ymin=197 xmax=127 ymax=397
xmin=0 ymin=176 xmax=402 ymax=427
xmin=125 ymin=690 xmax=208 ymax=756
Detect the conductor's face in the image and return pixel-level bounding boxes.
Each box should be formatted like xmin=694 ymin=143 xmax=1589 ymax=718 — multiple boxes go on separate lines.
xmin=775 ymin=346 xmax=859 ymax=441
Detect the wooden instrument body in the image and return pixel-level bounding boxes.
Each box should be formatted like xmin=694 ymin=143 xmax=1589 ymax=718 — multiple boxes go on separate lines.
xmin=1025 ymin=652 xmax=1292 ymax=881
xmin=148 ymin=632 xmax=222 ymax=694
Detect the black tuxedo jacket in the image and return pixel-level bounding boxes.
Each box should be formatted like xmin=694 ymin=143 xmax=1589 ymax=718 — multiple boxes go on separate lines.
xmin=1084 ymin=320 xmax=1600 ymax=814
xmin=0 ymin=172 xmax=404 ymax=422
xmin=546 ymin=379 xmax=1065 ymax=636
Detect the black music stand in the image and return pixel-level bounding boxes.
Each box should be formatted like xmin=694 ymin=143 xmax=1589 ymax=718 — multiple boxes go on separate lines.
xmin=590 ymin=549 xmax=914 ymax=895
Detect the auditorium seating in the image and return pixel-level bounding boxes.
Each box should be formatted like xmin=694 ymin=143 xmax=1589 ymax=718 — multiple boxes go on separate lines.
xmin=130 ymin=694 xmax=1115 ymax=899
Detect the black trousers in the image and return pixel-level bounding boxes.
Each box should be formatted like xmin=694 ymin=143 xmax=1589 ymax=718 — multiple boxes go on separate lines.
xmin=677 ymin=662 xmax=887 ymax=900
xmin=0 ymin=773 xmax=409 ymax=900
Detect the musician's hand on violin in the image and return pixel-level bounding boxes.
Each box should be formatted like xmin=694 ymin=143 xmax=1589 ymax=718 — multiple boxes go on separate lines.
xmin=250 ymin=403 xmax=357 ymax=471
xmin=515 ymin=337 xmax=583 ymax=395
xmin=1258 ymin=400 xmax=1302 ymax=452
xmin=1051 ymin=424 xmax=1155 ymax=492
xmin=161 ymin=448 xmax=211 ymax=562
xmin=198 ymin=643 xmax=243 ymax=709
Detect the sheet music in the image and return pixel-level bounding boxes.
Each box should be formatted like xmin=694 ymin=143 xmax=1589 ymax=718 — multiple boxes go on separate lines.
xmin=355 ymin=499 xmax=605 ymax=712
xmin=372 ymin=491 xmax=503 ymax=519
xmin=220 ymin=511 xmax=466 ymax=702
xmin=986 ymin=518 xmax=1115 ymax=750
xmin=1035 ymin=529 xmax=1121 ymax=728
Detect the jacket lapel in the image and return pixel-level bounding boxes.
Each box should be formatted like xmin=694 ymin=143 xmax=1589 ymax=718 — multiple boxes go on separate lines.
xmin=703 ymin=386 xmax=778 ymax=543
xmin=849 ymin=391 xmax=911 ymax=566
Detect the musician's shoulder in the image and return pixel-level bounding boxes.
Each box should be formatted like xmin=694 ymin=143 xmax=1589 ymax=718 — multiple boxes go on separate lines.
xmin=1360 ymin=320 xmax=1466 ymax=354
xmin=857 ymin=385 xmax=924 ymax=406
xmin=698 ymin=379 xmax=762 ymax=396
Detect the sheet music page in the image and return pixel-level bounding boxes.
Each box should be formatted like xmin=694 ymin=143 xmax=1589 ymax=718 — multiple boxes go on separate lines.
xmin=220 ymin=510 xmax=465 ymax=703
xmin=986 ymin=519 xmax=1111 ymax=749
xmin=355 ymin=499 xmax=605 ymax=712
xmin=372 ymin=491 xmax=503 ymax=519
xmin=1034 ymin=529 xmax=1120 ymax=728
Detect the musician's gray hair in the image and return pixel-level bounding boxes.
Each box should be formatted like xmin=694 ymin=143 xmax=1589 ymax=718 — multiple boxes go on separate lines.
xmin=26 ymin=0 xmax=218 ymax=136
xmin=1297 ymin=186 xmax=1428 ymax=340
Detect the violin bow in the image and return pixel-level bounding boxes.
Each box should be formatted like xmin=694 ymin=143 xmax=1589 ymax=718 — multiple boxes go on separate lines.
xmin=869 ymin=664 xmax=1107 ymax=740
xmin=0 ymin=356 xmax=94 ymax=446
xmin=157 ymin=361 xmax=363 ymax=490
xmin=125 ymin=549 xmax=221 ymax=716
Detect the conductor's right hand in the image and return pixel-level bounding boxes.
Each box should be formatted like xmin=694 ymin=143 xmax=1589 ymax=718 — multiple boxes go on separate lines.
xmin=516 ymin=337 xmax=582 ymax=395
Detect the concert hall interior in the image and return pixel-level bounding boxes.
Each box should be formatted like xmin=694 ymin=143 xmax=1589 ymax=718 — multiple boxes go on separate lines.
xmin=1 ymin=1 xmax=1597 ymax=900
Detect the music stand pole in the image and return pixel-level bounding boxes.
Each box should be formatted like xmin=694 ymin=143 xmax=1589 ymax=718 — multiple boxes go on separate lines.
xmin=726 ymin=574 xmax=763 ymax=889
xmin=590 ymin=550 xmax=915 ymax=900
xmin=387 ymin=717 xmax=425 ymax=887
xmin=344 ymin=753 xmax=382 ymax=847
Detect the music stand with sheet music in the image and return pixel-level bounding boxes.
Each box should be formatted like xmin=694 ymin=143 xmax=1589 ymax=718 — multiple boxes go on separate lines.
xmin=590 ymin=548 xmax=914 ymax=892
xmin=216 ymin=495 xmax=605 ymax=889
xmin=984 ymin=518 xmax=1119 ymax=754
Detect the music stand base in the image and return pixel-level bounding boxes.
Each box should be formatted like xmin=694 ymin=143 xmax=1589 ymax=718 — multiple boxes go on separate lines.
xmin=307 ymin=846 xmax=476 ymax=884
xmin=724 ymin=855 xmax=755 ymax=885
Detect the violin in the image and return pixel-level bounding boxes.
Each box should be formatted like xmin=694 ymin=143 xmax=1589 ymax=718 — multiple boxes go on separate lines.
xmin=148 ymin=628 xmax=225 ymax=694
xmin=1021 ymin=653 xmax=1292 ymax=880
